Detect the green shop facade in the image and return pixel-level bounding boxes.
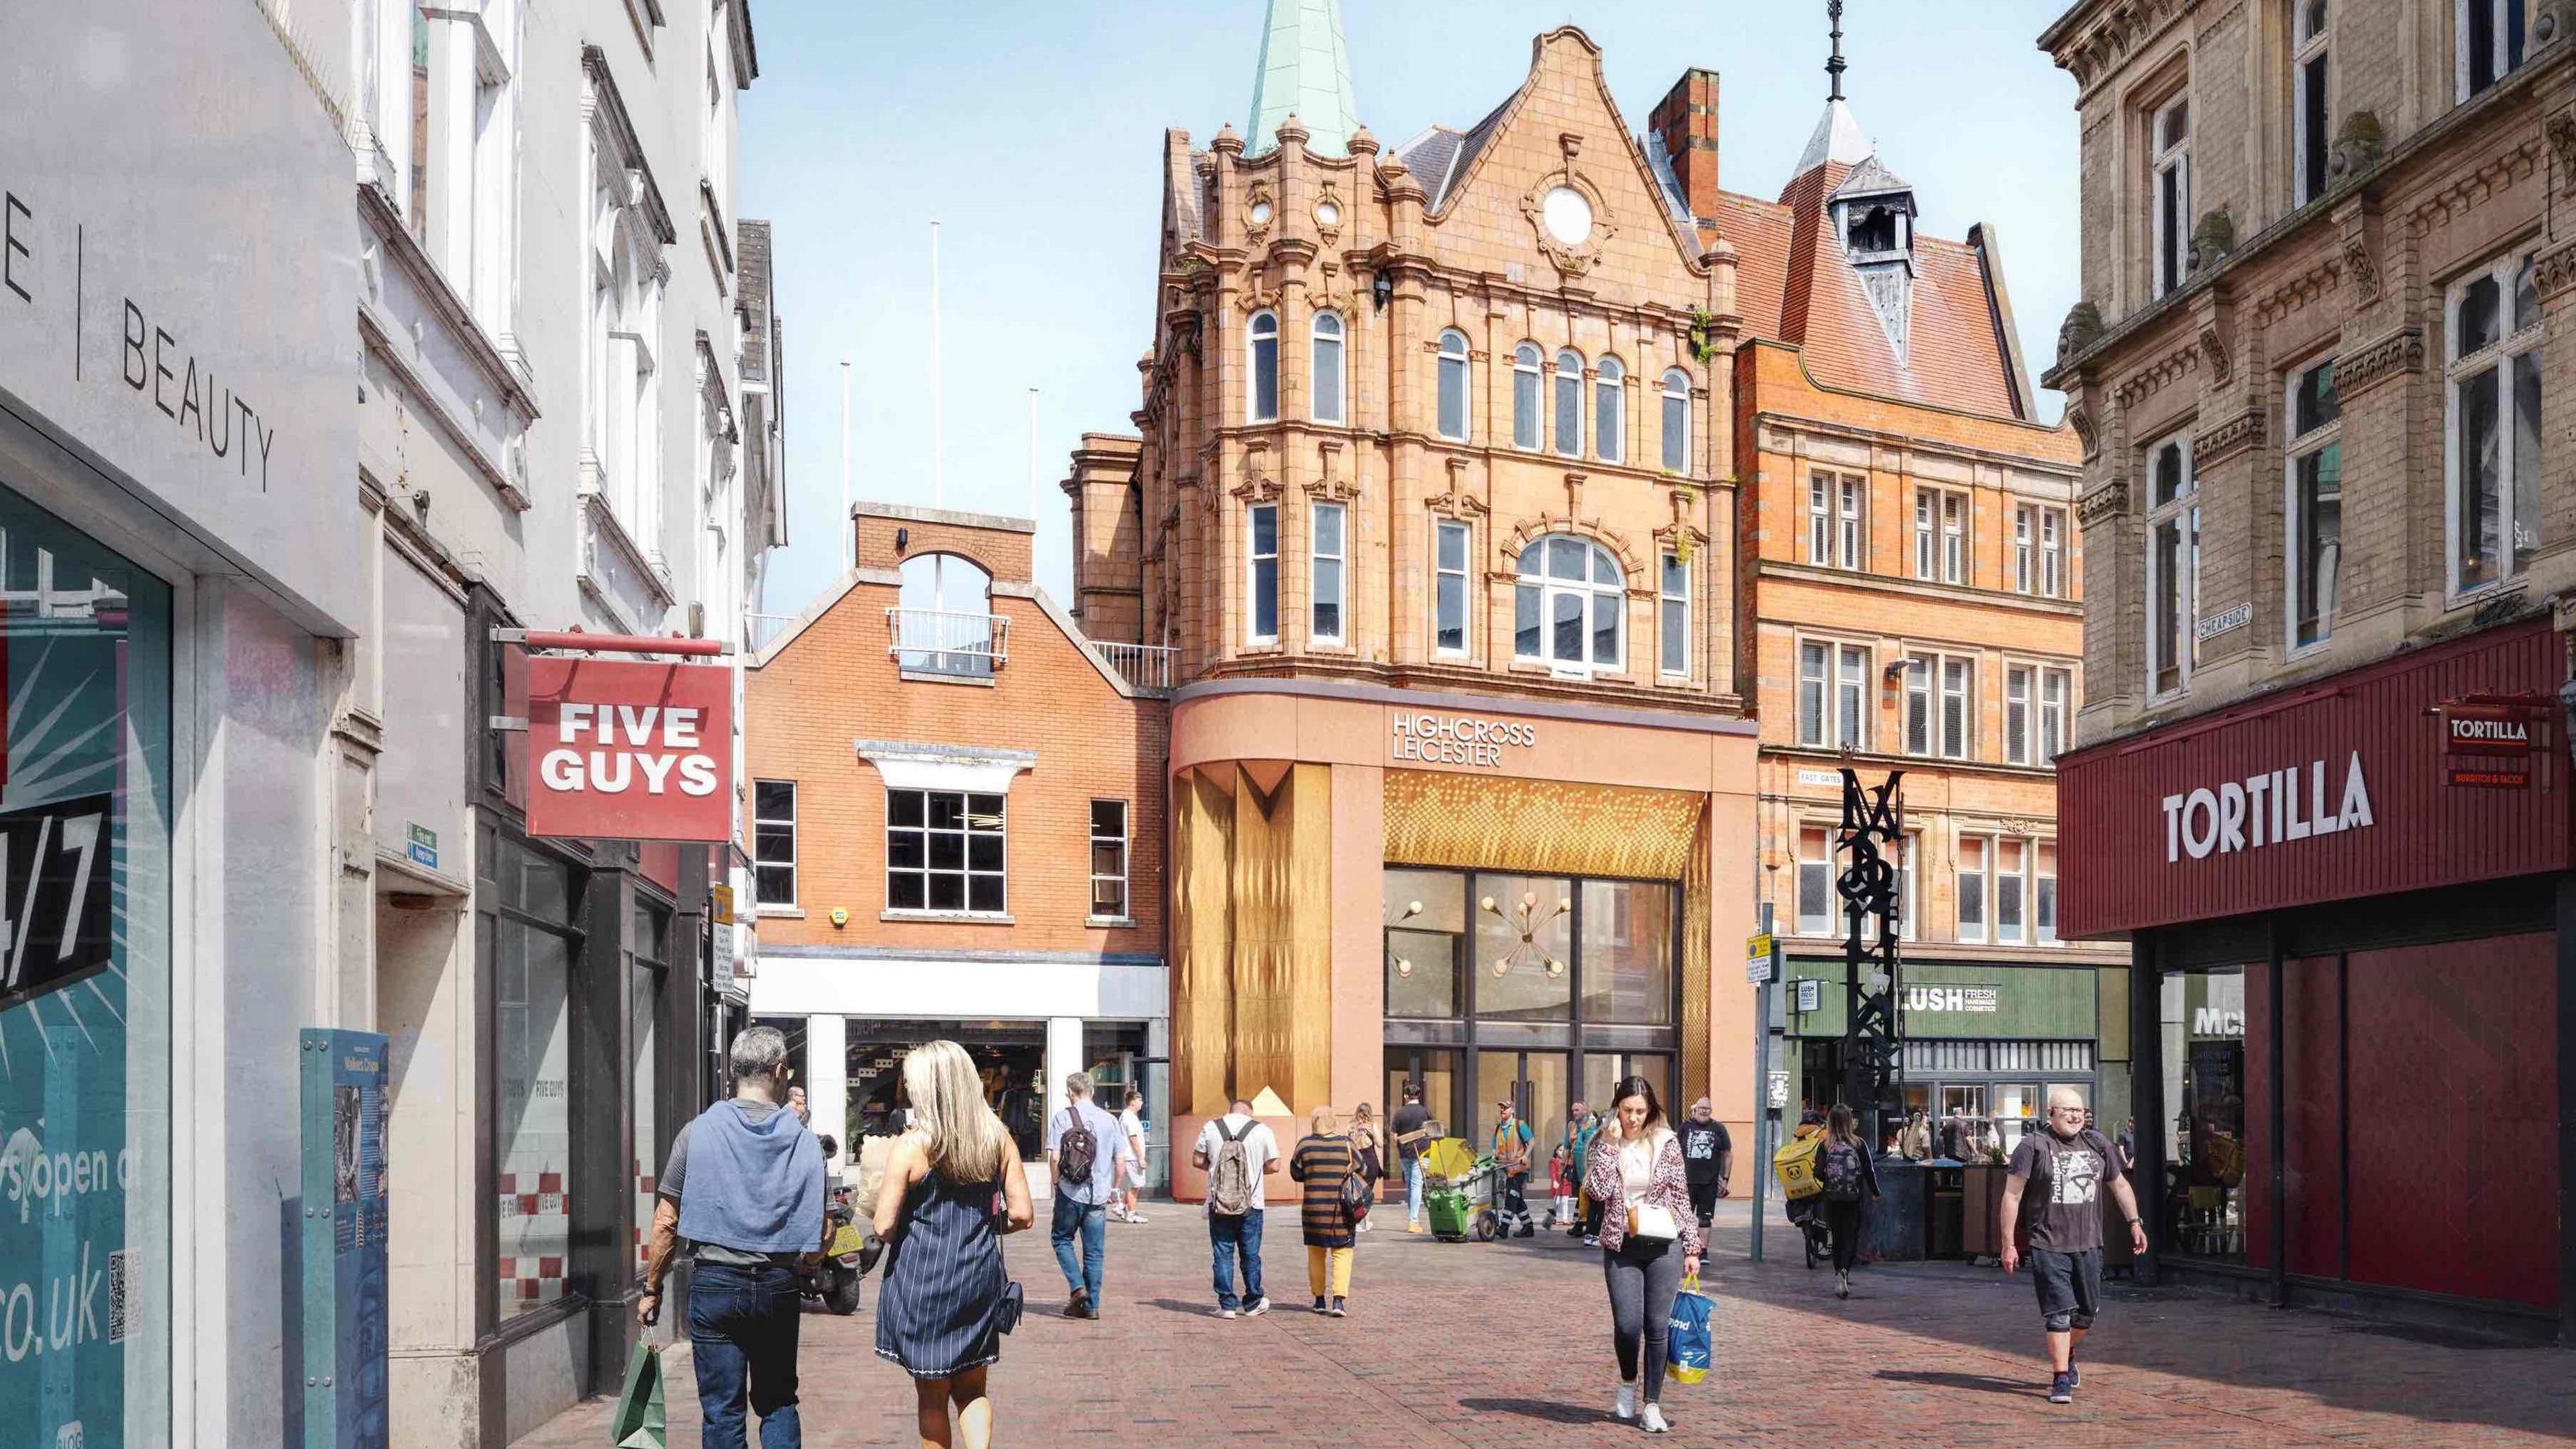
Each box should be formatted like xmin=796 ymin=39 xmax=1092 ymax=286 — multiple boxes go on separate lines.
xmin=1783 ymin=958 xmax=2128 ymax=1159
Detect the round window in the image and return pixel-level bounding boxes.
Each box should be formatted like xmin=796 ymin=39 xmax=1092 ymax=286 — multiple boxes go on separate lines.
xmin=1542 ymin=186 xmax=1595 ymax=247
xmin=1315 ymin=199 xmax=1341 ymax=227
xmin=1249 ymin=199 xmax=1273 ymax=225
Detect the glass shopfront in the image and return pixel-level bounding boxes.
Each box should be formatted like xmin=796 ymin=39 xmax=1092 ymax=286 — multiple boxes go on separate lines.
xmin=845 ymin=1022 xmax=1050 ymax=1159
xmin=0 ymin=489 xmax=174 ymax=1443
xmin=2160 ymin=965 xmax=2249 ymax=1262
xmin=489 ymin=835 xmax=585 ymax=1321
xmin=1383 ymin=866 xmax=1680 ymax=1155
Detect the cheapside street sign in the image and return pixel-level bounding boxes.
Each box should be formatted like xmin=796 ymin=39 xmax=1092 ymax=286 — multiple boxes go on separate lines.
xmin=527 ymin=657 xmax=733 ymax=842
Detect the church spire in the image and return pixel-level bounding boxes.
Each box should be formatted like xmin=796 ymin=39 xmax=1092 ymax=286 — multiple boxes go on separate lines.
xmin=1827 ymin=0 xmax=1846 ymax=101
xmin=1246 ymin=0 xmax=1360 ymax=156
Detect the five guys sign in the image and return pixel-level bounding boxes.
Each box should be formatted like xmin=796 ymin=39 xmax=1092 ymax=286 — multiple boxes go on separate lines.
xmin=526 ymin=655 xmax=733 ymax=842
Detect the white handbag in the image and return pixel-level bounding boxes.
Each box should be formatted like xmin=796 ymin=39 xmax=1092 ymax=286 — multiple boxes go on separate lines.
xmin=1627 ymin=1201 xmax=1682 ymax=1242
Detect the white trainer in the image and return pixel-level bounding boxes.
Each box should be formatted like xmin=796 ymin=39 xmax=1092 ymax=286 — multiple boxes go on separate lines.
xmin=1641 ymin=1403 xmax=1670 ymax=1434
xmin=1613 ymin=1384 xmax=1636 ymax=1421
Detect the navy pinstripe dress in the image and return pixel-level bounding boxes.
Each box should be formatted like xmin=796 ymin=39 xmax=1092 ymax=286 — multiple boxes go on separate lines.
xmin=875 ymin=1165 xmax=1011 ymax=1378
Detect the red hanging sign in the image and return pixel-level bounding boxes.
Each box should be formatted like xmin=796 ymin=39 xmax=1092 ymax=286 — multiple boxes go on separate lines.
xmin=2439 ymin=698 xmax=2544 ymax=789
xmin=526 ymin=657 xmax=734 ymax=842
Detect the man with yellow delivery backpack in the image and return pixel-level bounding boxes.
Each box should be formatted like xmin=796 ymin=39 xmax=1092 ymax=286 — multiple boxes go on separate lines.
xmin=1771 ymin=1109 xmax=1831 ymax=1269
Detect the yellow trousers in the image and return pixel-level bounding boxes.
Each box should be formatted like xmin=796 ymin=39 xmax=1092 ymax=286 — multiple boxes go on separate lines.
xmin=1305 ymin=1245 xmax=1353 ymax=1298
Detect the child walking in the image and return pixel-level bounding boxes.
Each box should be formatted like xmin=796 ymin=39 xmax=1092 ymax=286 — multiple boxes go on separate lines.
xmin=1548 ymin=1142 xmax=1576 ymax=1228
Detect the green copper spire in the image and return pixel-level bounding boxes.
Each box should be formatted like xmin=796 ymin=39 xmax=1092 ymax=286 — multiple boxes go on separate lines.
xmin=1246 ymin=0 xmax=1359 ymax=156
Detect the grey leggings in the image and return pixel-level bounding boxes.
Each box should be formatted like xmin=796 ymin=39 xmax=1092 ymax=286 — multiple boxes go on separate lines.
xmin=1603 ymin=1238 xmax=1683 ymax=1401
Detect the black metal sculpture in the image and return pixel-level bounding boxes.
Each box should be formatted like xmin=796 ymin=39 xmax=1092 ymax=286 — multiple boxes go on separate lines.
xmin=1836 ymin=768 xmax=1904 ymax=1145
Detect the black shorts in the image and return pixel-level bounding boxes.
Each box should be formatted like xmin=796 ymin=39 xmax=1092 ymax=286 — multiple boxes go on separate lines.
xmin=2029 ymin=1246 xmax=2101 ymax=1332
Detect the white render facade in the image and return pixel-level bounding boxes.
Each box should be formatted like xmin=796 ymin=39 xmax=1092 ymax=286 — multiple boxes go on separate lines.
xmin=343 ymin=1 xmax=778 ymax=1443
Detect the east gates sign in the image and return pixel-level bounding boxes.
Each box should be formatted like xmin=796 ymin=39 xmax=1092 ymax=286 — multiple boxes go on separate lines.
xmin=2057 ymin=619 xmax=2567 ymax=936
xmin=527 ymin=658 xmax=734 ymax=842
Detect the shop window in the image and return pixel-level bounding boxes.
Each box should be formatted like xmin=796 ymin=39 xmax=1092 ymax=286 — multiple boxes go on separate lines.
xmin=1473 ymin=873 xmax=1573 ymax=1021
xmin=2146 ymin=433 xmax=2198 ymax=695
xmin=1311 ymin=311 xmax=1347 ymax=425
xmin=1580 ymin=879 xmax=1676 ymax=1025
xmin=2459 ymin=0 xmax=2526 ymax=99
xmin=2160 ymin=964 xmax=2250 ymax=1263
xmin=1248 ymin=310 xmax=1279 ymax=421
xmin=2445 ymin=250 xmax=2540 ymax=596
xmin=1658 ymin=553 xmax=1689 ymax=678
xmin=631 ymin=898 xmax=669 ymax=1279
xmin=1795 ymin=826 xmax=1835 ymax=936
xmin=1385 ymin=869 xmax=1466 ymax=1018
xmin=1434 ymin=520 xmax=1470 ymax=656
xmin=0 ymin=496 xmax=174 ymax=1426
xmin=1594 ymin=355 xmax=1625 ymax=464
xmin=1089 ymin=800 xmax=1129 ymax=920
xmin=2293 ymin=0 xmax=2330 ymax=207
xmin=1996 ymin=839 xmax=2027 ymax=943
xmin=1660 ymin=368 xmax=1690 ymax=472
xmin=753 ymin=778 xmax=796 ymax=906
xmin=1553 ymin=349 xmax=1585 ymax=457
xmin=1436 ymin=329 xmax=1471 ymax=441
xmin=494 ymin=837 xmax=583 ymax=1320
xmin=2286 ymin=356 xmax=2343 ymax=647
xmin=886 ymin=788 xmax=1007 ymax=916
xmin=1957 ymin=836 xmax=1988 ymax=942
xmin=1513 ymin=535 xmax=1623 ymax=674
xmin=1247 ymin=502 xmax=1280 ymax=643
xmin=1513 ymin=343 xmax=1543 ymax=449
xmin=2149 ymin=91 xmax=2190 ymax=300
xmin=1310 ymin=501 xmax=1346 ymax=643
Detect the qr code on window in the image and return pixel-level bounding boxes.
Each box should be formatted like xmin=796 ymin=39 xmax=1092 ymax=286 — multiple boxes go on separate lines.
xmin=107 ymin=1250 xmax=128 ymax=1344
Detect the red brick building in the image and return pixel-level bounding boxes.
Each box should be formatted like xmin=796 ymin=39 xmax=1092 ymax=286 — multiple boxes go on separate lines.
xmin=741 ymin=501 xmax=1169 ymax=1183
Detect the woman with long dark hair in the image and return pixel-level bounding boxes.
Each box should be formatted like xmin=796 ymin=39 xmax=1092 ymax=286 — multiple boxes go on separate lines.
xmin=1582 ymin=1076 xmax=1701 ymax=1435
xmin=1817 ymin=1103 xmax=1882 ymax=1300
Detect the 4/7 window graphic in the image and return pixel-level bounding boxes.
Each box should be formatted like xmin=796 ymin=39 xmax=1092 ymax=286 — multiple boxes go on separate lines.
xmin=0 ymin=795 xmax=111 ymax=1014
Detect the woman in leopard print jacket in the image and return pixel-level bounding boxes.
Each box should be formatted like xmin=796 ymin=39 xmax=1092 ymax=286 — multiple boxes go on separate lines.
xmin=1583 ymin=1076 xmax=1703 ymax=1434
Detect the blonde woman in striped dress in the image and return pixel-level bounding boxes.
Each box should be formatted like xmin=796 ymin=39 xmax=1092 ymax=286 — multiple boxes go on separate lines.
xmin=873 ymin=1040 xmax=1035 ymax=1449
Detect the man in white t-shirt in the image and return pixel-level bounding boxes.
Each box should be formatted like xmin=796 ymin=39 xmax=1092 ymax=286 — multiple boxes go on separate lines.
xmin=1112 ymin=1087 xmax=1152 ymax=1224
xmin=1192 ymin=1097 xmax=1281 ymax=1320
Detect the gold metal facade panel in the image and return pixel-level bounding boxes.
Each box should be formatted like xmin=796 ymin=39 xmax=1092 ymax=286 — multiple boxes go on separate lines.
xmin=1681 ymin=805 xmax=1713 ymax=1099
xmin=1229 ymin=767 xmax=1297 ymax=1112
xmin=1172 ymin=767 xmax=1236 ymax=1116
xmin=1381 ymin=769 xmax=1703 ymax=881
xmin=1283 ymin=761 xmax=1334 ymax=1110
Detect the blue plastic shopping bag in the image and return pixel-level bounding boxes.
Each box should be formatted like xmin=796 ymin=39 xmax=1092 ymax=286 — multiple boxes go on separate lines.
xmin=1666 ymin=1278 xmax=1714 ymax=1385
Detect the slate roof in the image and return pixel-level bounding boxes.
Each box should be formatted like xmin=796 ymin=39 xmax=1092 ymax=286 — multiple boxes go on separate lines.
xmin=1829 ymin=154 xmax=1913 ymax=203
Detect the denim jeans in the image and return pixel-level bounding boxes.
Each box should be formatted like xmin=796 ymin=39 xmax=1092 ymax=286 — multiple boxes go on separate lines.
xmin=686 ymin=1260 xmax=802 ymax=1449
xmin=1208 ymin=1209 xmax=1265 ymax=1309
xmin=1051 ymin=1192 xmax=1108 ymax=1305
xmin=1405 ymin=1159 xmax=1425 ymax=1227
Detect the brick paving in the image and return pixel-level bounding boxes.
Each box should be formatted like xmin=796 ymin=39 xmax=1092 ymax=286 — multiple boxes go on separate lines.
xmin=518 ymin=1202 xmax=2575 ymax=1448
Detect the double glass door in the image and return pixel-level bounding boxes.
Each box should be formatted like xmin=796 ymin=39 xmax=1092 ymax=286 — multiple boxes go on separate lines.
xmin=1476 ymin=1050 xmax=1567 ymax=1169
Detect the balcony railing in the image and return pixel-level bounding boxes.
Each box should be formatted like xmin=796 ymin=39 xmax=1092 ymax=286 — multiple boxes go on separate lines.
xmin=887 ymin=607 xmax=1009 ymax=678
xmin=746 ymin=611 xmax=796 ymax=652
xmin=1091 ymin=640 xmax=1178 ymax=695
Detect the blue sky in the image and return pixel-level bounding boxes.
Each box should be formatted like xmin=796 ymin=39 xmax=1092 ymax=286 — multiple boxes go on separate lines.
xmin=741 ymin=0 xmax=2080 ymax=619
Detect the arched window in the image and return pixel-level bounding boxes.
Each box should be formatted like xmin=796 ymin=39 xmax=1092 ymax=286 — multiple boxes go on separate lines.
xmin=1248 ymin=310 xmax=1280 ymax=422
xmin=1552 ymin=350 xmax=1585 ymax=458
xmin=1512 ymin=343 xmax=1543 ymax=450
xmin=1661 ymin=368 xmax=1692 ymax=474
xmin=1513 ymin=534 xmax=1624 ymax=671
xmin=1311 ymin=311 xmax=1346 ymax=424
xmin=1595 ymin=356 xmax=1625 ymax=464
xmin=1436 ymin=329 xmax=1470 ymax=440
xmin=896 ymin=552 xmax=996 ymax=676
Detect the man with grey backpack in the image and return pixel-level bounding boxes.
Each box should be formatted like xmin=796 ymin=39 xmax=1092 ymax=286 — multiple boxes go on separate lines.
xmin=1193 ymin=1097 xmax=1281 ymax=1319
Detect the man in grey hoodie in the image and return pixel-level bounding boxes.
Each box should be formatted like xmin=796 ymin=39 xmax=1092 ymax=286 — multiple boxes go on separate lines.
xmin=640 ymin=1026 xmax=827 ymax=1449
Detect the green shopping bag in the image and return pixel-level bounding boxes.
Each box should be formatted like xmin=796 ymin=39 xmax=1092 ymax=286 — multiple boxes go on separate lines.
xmin=608 ymin=1341 xmax=667 ymax=1448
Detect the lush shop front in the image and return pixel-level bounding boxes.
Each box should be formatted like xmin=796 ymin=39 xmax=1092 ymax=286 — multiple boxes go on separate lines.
xmin=2058 ymin=619 xmax=2571 ymax=1342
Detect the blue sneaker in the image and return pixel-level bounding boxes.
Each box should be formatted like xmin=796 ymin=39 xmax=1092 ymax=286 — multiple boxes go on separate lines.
xmin=2067 ymin=1363 xmax=2080 ymax=1391
xmin=2049 ymin=1372 xmax=2074 ymax=1404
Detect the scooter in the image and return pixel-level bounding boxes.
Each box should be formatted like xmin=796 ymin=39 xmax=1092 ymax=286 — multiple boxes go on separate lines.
xmin=804 ymin=1138 xmax=880 ymax=1315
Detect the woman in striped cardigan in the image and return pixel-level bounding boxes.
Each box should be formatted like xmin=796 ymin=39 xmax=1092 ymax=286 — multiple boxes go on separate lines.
xmin=1584 ymin=1076 xmax=1703 ymax=1435
xmin=1288 ymin=1106 xmax=1358 ymax=1316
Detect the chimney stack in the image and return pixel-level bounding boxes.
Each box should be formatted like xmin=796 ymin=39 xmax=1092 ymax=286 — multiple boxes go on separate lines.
xmin=1650 ymin=69 xmax=1721 ymax=223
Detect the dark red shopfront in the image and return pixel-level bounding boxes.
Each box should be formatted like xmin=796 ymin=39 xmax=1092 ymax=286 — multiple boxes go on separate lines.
xmin=2058 ymin=619 xmax=2573 ymax=1340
